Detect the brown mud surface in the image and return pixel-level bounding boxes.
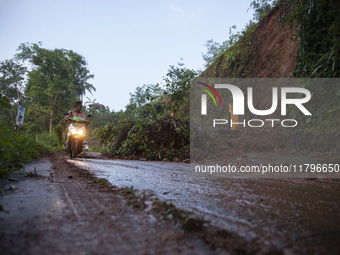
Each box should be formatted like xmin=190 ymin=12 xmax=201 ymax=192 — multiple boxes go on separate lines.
xmin=0 ymin=153 xmax=279 ymax=255
xmin=251 ymin=6 xmax=298 ymax=78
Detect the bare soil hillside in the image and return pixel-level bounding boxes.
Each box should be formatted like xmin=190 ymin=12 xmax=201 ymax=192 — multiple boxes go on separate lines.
xmin=201 ymin=6 xmax=299 ymax=79
xmin=252 ymin=6 xmax=298 ymax=78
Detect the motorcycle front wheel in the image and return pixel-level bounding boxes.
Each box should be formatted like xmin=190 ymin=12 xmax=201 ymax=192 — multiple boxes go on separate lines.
xmin=70 ymin=139 xmax=78 ymax=158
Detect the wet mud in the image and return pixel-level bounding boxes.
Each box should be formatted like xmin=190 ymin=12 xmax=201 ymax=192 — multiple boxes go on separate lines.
xmin=69 ymin=157 xmax=340 ymax=254
xmin=0 ymin=155 xmax=218 ymax=255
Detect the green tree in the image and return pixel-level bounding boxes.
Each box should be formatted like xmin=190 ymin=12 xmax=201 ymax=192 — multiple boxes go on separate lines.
xmin=0 ymin=59 xmax=26 ymax=103
xmin=164 ymin=63 xmax=197 ymax=103
xmin=129 ymin=84 xmax=164 ymax=108
xmin=0 ymin=59 xmax=27 ymax=125
xmin=67 ymin=50 xmax=96 ymax=99
xmin=94 ymin=64 xmax=195 ymax=159
xmin=201 ymin=30 xmax=237 ymax=68
xmin=0 ymin=93 xmax=11 ymax=109
xmin=15 ymin=43 xmax=95 ymax=133
xmin=249 ymin=0 xmax=277 ymax=21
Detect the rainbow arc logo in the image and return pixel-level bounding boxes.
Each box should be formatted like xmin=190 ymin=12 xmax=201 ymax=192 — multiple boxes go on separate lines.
xmin=197 ymin=82 xmax=222 ymax=106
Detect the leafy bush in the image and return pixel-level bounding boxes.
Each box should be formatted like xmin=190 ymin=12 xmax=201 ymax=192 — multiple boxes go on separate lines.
xmin=53 ymin=124 xmax=63 ymax=147
xmin=200 ymin=0 xmax=340 ymax=153
xmin=201 ymin=21 xmax=258 ymax=78
xmin=36 ymin=131 xmax=63 ymax=152
xmin=93 ymin=64 xmax=193 ymax=160
xmin=279 ymin=0 xmax=340 ymax=78
xmin=278 ymin=0 xmax=340 ymax=151
xmin=0 ymin=125 xmax=48 ymax=177
xmin=113 ymin=116 xmax=189 ymax=160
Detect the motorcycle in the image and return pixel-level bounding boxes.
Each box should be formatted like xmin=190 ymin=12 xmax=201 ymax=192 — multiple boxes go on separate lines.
xmin=64 ymin=113 xmax=90 ymax=158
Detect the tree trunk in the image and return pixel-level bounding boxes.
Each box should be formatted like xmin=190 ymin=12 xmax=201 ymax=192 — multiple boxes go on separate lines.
xmin=9 ymin=110 xmax=15 ymax=128
xmin=49 ymin=112 xmax=53 ymax=133
xmin=49 ymin=95 xmax=59 ymax=133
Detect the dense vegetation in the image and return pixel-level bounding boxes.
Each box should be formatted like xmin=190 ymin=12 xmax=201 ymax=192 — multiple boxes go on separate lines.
xmin=200 ymin=0 xmax=339 ymax=152
xmin=1 ymin=0 xmax=339 ymax=176
xmin=0 ymin=42 xmax=95 ymax=176
xmin=279 ymin=0 xmax=339 ymax=78
xmin=202 ymin=0 xmax=339 ymax=79
xmin=94 ymin=64 xmax=196 ymax=160
xmin=0 ymin=125 xmax=48 ymax=177
xmin=200 ymin=0 xmax=277 ymax=77
xmin=278 ymin=0 xmax=340 ymax=151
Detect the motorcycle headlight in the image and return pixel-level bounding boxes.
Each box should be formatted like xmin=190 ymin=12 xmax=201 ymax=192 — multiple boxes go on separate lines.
xmin=78 ymin=130 xmax=84 ymax=136
xmin=71 ymin=129 xmax=78 ymax=135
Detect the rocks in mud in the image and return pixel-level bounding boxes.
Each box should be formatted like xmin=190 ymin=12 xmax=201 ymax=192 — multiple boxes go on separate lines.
xmin=3 ymin=185 xmax=15 ymax=191
xmin=0 ymin=204 xmax=9 ymax=213
xmin=182 ymin=159 xmax=190 ymax=164
xmin=8 ymin=178 xmax=19 ymax=182
xmin=123 ymin=155 xmax=139 ymax=160
xmin=25 ymin=167 xmax=39 ymax=178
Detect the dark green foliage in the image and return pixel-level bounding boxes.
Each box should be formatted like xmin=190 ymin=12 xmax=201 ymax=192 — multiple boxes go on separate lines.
xmin=202 ymin=39 xmax=229 ymax=68
xmin=0 ymin=59 xmax=26 ymax=127
xmin=203 ymin=0 xmax=339 ymax=79
xmin=116 ymin=117 xmax=189 ymax=160
xmin=250 ymin=0 xmax=278 ymax=21
xmin=0 ymin=93 xmax=11 ymax=109
xmin=163 ymin=64 xmax=197 ymax=103
xmin=53 ymin=124 xmax=63 ymax=147
xmin=0 ymin=125 xmax=47 ymax=177
xmin=152 ymin=198 xmax=205 ymax=232
xmin=0 ymin=59 xmax=26 ymax=104
xmin=121 ymin=186 xmax=146 ymax=210
xmin=96 ymin=103 xmax=190 ymax=160
xmin=15 ymin=42 xmax=95 ymax=133
xmin=279 ymin=0 xmax=340 ymax=78
xmin=201 ymin=0 xmax=278 ymax=76
xmin=84 ymin=100 xmax=117 ymax=139
xmin=286 ymin=80 xmax=340 ymax=152
xmin=94 ymin=64 xmax=194 ymax=160
xmin=200 ymin=1 xmax=339 ymax=153
xmin=201 ymin=21 xmax=258 ymax=78
xmin=0 ymin=42 xmax=97 ymax=175
xmin=220 ymin=22 xmax=257 ymax=78
xmin=276 ymin=0 xmax=340 ymax=151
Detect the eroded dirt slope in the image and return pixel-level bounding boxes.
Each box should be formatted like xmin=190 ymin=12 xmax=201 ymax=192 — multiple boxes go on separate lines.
xmin=251 ymin=6 xmax=298 ymax=78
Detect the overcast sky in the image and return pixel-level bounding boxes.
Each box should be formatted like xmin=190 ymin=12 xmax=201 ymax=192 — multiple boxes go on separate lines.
xmin=0 ymin=0 xmax=255 ymax=111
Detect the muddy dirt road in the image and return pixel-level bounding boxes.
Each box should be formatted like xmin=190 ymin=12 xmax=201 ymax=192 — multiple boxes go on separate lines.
xmin=69 ymin=155 xmax=340 ymax=255
xmin=1 ymin=153 xmax=340 ymax=254
xmin=0 ymin=155 xmax=219 ymax=255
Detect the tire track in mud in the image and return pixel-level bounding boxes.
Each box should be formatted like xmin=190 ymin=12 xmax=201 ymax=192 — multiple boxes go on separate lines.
xmin=53 ymin=162 xmax=129 ymax=250
xmin=70 ymin=156 xmax=340 ymax=255
xmin=61 ymin=155 xmax=285 ymax=255
xmin=1 ymin=155 xmax=219 ymax=255
xmin=59 ymin=183 xmax=81 ymax=221
xmin=50 ymin=154 xmax=218 ymax=255
xmin=0 ymin=154 xmax=287 ymax=254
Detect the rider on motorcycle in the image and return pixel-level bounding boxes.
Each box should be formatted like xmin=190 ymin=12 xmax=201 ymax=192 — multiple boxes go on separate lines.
xmin=64 ymin=101 xmax=90 ymax=124
xmin=64 ymin=101 xmax=90 ymax=151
